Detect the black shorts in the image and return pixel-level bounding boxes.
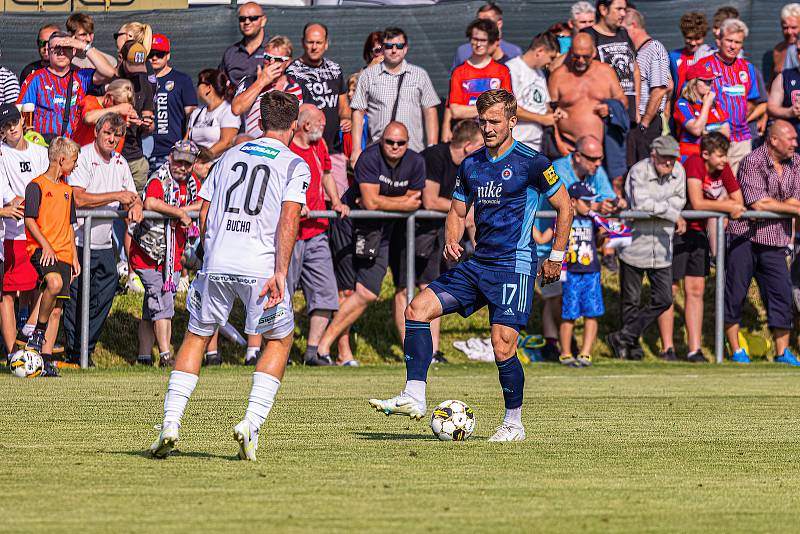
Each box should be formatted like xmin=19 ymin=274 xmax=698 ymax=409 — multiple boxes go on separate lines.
xmin=672 ymin=229 xmax=710 ymax=280
xmin=30 ymin=249 xmax=71 ymax=299
xmin=355 ymin=222 xmax=404 ymax=296
xmin=393 ymin=230 xmax=444 ymax=288
xmin=328 ymin=217 xmax=356 ymax=292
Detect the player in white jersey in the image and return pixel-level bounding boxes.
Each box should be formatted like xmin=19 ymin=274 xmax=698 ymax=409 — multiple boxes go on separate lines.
xmin=149 ymin=91 xmax=310 ymax=461
xmin=0 ymin=104 xmax=48 ymax=359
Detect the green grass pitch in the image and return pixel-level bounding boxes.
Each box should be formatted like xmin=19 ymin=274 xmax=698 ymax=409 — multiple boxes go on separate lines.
xmin=3 ymin=363 xmax=799 ymax=533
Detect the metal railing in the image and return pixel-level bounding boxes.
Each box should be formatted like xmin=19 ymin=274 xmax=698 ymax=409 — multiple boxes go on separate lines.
xmin=73 ymin=208 xmax=791 ymax=369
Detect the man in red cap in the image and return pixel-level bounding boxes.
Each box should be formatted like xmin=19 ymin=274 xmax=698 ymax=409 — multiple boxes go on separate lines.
xmin=148 ymin=34 xmax=198 ymax=173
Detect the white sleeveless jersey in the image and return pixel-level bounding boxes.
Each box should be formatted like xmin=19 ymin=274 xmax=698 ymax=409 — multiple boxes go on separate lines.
xmin=198 ymin=137 xmax=310 ymax=278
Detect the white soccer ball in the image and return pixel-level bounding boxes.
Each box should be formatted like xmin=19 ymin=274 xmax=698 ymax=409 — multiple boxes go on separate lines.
xmin=9 ymin=350 xmax=44 ymax=379
xmin=430 ymin=399 xmax=475 ymax=441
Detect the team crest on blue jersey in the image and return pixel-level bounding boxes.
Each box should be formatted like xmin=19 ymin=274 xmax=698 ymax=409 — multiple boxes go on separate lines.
xmin=165 ymin=81 xmax=175 ymax=91
xmin=544 ymin=165 xmax=558 ymax=186
xmin=501 ymin=168 xmax=513 ymax=181
xmin=239 ymin=143 xmax=279 ymax=159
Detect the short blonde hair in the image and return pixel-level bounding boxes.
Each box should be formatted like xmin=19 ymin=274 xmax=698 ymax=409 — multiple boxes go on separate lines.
xmin=476 ymin=89 xmax=517 ymax=119
xmin=105 ymin=78 xmax=133 ymax=105
xmin=267 ymin=35 xmax=293 ymax=57
xmin=119 ymin=22 xmax=153 ymax=54
xmin=48 ymin=137 xmax=80 ymax=162
xmin=719 ymin=18 xmax=749 ymax=39
xmin=782 ymin=3 xmax=800 ymax=21
xmin=680 ymin=78 xmax=702 ymax=103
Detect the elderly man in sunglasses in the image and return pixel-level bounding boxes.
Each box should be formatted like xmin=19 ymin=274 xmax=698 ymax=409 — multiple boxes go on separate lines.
xmin=220 ymin=1 xmax=269 ymax=86
xmin=231 ymin=36 xmax=303 ymax=137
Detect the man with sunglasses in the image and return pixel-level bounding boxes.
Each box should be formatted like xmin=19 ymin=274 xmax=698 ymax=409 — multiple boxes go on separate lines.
xmin=286 ymin=23 xmax=352 ymax=190
xmin=220 ymin=1 xmax=269 ymax=86
xmin=350 ymin=27 xmax=440 ymax=165
xmin=67 ymin=13 xmax=117 ymax=73
xmin=149 ymin=34 xmax=198 ymax=173
xmin=17 ymin=31 xmax=117 ymax=143
xmin=19 ymin=24 xmax=59 ymax=83
xmin=316 ymin=122 xmax=423 ymax=367
xmin=232 ymin=36 xmax=303 ymax=138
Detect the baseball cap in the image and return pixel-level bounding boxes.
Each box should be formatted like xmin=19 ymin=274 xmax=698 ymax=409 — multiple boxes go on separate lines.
xmin=170 ymin=140 xmax=199 ymax=163
xmin=567 ymin=181 xmax=596 ymax=201
xmin=686 ymin=62 xmax=720 ymax=81
xmin=120 ymin=40 xmax=148 ymax=73
xmin=651 ymin=136 xmax=680 ymax=158
xmin=151 ymin=34 xmax=170 ymax=53
xmin=0 ymin=103 xmax=21 ymax=129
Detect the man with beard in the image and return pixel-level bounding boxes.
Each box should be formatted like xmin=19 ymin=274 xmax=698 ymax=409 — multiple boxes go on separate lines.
xmin=548 ymin=33 xmax=627 ymax=150
xmin=288 ymin=105 xmax=349 ymax=366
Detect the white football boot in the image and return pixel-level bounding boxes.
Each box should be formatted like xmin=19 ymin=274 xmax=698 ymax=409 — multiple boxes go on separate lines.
xmin=233 ymin=420 xmax=259 ymax=461
xmin=150 ymin=422 xmax=179 ymax=458
xmin=488 ymin=424 xmax=527 ymax=442
xmin=368 ymin=393 xmax=426 ymax=420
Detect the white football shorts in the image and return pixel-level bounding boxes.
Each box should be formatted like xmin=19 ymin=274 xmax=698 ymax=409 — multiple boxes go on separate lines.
xmin=186 ymin=272 xmax=294 ymax=339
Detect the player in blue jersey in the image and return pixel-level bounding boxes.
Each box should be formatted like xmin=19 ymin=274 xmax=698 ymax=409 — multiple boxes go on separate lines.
xmin=369 ymin=89 xmax=572 ymax=441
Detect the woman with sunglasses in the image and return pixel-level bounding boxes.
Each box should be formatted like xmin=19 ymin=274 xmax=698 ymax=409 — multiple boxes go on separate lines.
xmin=114 ymin=22 xmax=152 ymax=55
xmin=362 ymin=31 xmax=384 ymax=67
xmin=186 ymin=69 xmax=239 ymax=159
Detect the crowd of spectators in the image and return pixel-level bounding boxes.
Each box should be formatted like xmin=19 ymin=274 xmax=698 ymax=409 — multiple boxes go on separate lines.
xmin=2 ymin=0 xmax=800 ymax=370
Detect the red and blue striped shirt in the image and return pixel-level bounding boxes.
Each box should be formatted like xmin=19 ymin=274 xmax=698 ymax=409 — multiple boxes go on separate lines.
xmin=17 ymin=67 xmax=94 ymax=140
xmin=694 ymin=54 xmax=759 ymax=142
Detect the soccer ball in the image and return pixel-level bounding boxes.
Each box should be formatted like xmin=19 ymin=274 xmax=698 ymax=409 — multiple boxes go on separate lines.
xmin=9 ymin=350 xmax=44 ymax=379
xmin=430 ymin=400 xmax=475 ymax=441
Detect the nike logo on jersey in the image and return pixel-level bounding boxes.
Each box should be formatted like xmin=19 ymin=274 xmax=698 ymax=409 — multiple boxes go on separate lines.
xmin=239 ymin=143 xmax=280 ymax=159
xmin=476 ymin=180 xmax=503 ymax=204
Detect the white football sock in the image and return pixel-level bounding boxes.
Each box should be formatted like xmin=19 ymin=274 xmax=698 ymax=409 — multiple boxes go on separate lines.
xmin=403 ymin=380 xmax=426 ymax=403
xmin=246 ymin=346 xmax=260 ymax=361
xmin=503 ymin=407 xmax=522 ymax=427
xmin=163 ymin=370 xmax=198 ymax=426
xmin=22 ymin=323 xmax=35 ymax=337
xmin=244 ymin=372 xmax=281 ymax=432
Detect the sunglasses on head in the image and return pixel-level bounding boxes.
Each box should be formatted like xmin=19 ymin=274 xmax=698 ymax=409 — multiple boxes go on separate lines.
xmin=37 ymin=39 xmax=48 ymax=48
xmin=384 ymin=139 xmax=407 ymax=147
xmin=578 ymin=151 xmax=603 ymax=163
xmin=148 ymin=51 xmax=167 ymax=60
xmin=239 ymin=15 xmax=262 ymax=23
xmin=382 ymin=42 xmax=406 ymax=50
xmin=264 ymin=53 xmax=290 ymax=62
xmin=113 ymin=32 xmax=126 ymax=41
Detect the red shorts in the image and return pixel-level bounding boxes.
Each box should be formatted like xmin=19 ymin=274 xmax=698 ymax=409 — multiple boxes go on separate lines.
xmin=4 ymin=240 xmax=38 ymax=292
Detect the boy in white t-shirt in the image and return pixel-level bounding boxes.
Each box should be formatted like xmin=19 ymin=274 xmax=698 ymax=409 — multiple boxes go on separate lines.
xmin=506 ymin=33 xmax=560 ymax=151
xmin=0 ymin=104 xmax=46 ymax=360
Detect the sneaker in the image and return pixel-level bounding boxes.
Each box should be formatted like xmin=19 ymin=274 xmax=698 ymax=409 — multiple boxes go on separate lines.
xmin=136 ymin=356 xmax=154 ymax=366
xmin=127 ymin=273 xmax=145 ymax=294
xmin=627 ymin=344 xmax=645 ymax=361
xmin=25 ymin=329 xmax=45 ymax=354
xmin=576 ymin=353 xmax=592 ymax=367
xmin=305 ymin=353 xmax=332 ymax=366
xmin=340 ymin=359 xmax=359 ymax=367
xmin=559 ymin=354 xmax=580 ymax=367
xmin=41 ymin=359 xmax=59 ymax=377
xmin=244 ymin=354 xmax=258 ymax=366
xmin=159 ymin=353 xmax=175 ymax=369
xmin=605 ymin=331 xmax=629 ymax=360
xmin=177 ymin=275 xmax=190 ymax=294
xmin=368 ymin=393 xmax=426 ymax=420
xmin=731 ymin=348 xmax=751 ymax=364
xmin=204 ymin=352 xmax=222 ymax=366
xmin=116 ymin=260 xmax=129 ymax=278
xmin=541 ymin=341 xmax=560 ymax=363
xmin=687 ymin=350 xmax=709 ymax=363
xmin=233 ymin=420 xmax=259 ymax=461
xmin=774 ymin=348 xmax=800 ymax=366
xmin=150 ymin=422 xmax=179 ymax=459
xmin=601 ymin=253 xmax=619 ymax=273
xmin=488 ymin=424 xmax=526 ymax=442
xmin=658 ymin=347 xmax=678 ymax=362
xmin=431 ymin=351 xmax=449 ymax=364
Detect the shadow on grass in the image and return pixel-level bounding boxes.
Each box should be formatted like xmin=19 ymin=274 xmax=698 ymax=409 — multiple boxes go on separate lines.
xmin=106 ymin=449 xmax=239 ymax=461
xmin=353 ymin=431 xmax=432 ymax=441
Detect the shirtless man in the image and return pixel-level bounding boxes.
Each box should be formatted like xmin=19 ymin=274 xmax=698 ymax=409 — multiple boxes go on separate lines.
xmin=548 ymin=33 xmax=626 ymax=152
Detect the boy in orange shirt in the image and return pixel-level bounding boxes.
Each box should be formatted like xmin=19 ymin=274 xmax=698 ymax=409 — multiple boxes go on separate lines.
xmin=24 ymin=137 xmax=81 ymax=361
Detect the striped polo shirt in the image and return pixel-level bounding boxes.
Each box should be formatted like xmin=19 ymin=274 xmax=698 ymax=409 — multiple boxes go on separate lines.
xmin=17 ymin=67 xmax=93 ymax=140
xmin=694 ymin=54 xmax=759 ymax=142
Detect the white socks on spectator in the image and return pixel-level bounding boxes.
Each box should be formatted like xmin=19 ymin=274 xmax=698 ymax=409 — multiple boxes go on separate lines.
xmin=503 ymin=407 xmax=522 ymax=428
xmin=163 ymin=370 xmax=198 ymax=426
xmin=404 ymin=380 xmax=426 ymax=403
xmin=244 ymin=372 xmax=281 ymax=432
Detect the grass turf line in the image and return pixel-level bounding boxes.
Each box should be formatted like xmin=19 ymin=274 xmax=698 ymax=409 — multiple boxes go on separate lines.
xmin=2 ymin=364 xmax=799 ymax=533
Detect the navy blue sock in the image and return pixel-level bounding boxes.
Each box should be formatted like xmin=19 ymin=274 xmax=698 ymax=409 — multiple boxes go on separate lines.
xmin=496 ymin=356 xmax=525 ymax=409
xmin=404 ymin=320 xmax=433 ymax=382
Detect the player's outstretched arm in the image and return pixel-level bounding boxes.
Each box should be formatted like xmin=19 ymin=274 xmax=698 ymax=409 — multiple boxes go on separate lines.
xmin=541 ymin=185 xmax=573 ymax=285
xmin=261 ymin=200 xmax=302 ymax=309
xmin=443 ymin=199 xmax=467 ymax=262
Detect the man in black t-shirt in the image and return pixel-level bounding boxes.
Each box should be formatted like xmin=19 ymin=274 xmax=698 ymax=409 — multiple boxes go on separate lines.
xmin=582 ymin=0 xmax=640 ymax=123
xmin=286 ymin=23 xmax=352 ymax=194
xmin=416 ymin=120 xmax=483 ymax=363
xmin=118 ymin=41 xmax=155 ymax=192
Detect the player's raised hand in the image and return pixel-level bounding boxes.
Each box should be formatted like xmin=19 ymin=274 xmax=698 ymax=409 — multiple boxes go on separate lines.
xmin=443 ymin=240 xmax=463 ymax=262
xmin=260 ymin=272 xmax=286 ymax=309
xmin=541 ymin=259 xmax=561 ymax=285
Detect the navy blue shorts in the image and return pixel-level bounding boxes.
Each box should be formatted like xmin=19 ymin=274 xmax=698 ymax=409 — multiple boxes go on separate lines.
xmin=562 ymin=271 xmax=605 ymax=320
xmin=427 ymin=260 xmax=534 ymax=331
